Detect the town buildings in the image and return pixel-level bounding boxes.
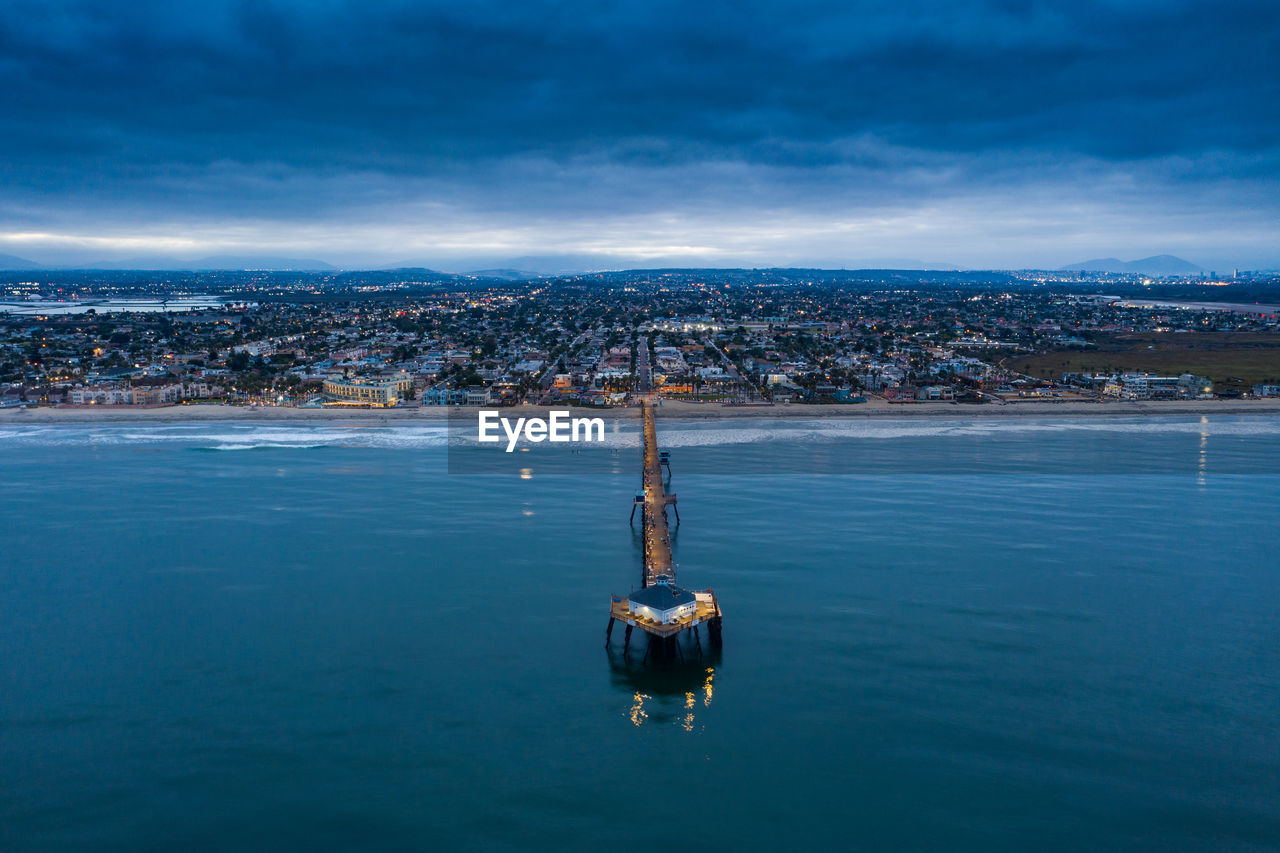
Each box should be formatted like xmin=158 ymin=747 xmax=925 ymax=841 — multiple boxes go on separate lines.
xmin=3 ymin=268 xmax=1277 ymax=409
xmin=322 ymin=371 xmax=413 ymax=406
xmin=1102 ymin=373 xmax=1213 ymax=400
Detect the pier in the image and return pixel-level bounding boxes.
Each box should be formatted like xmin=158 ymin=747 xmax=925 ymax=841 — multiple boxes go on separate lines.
xmin=607 ymin=401 xmax=722 ymax=663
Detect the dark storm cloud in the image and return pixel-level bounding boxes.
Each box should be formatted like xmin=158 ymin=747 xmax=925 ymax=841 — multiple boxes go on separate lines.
xmin=0 ymin=0 xmax=1277 ymax=265
xmin=5 ymin=0 xmax=1278 ymax=167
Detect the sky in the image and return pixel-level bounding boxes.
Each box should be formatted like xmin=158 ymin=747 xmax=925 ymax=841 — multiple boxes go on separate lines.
xmin=1 ymin=0 xmax=1278 ymax=271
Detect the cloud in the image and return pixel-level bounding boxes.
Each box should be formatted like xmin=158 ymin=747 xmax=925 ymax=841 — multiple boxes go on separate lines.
xmin=0 ymin=0 xmax=1277 ymax=266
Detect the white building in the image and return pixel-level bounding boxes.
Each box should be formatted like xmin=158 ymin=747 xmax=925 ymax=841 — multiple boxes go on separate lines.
xmin=651 ymin=317 xmax=723 ymax=333
xmin=67 ymin=385 xmax=133 ymax=405
xmin=233 ymin=340 xmax=275 ymax=357
xmin=322 ymin=372 xmax=412 ymax=406
xmin=182 ymin=381 xmax=225 ymax=399
xmin=66 ymin=384 xmax=184 ymax=405
xmin=627 ymin=583 xmax=697 ymax=624
xmin=1104 ymin=372 xmax=1212 ymax=399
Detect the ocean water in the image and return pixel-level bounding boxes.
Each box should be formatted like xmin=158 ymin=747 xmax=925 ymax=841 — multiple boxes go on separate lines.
xmin=2 ymin=415 xmax=1278 ymax=851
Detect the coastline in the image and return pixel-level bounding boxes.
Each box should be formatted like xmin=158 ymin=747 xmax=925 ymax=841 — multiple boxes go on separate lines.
xmin=4 ymin=397 xmax=1280 ymax=424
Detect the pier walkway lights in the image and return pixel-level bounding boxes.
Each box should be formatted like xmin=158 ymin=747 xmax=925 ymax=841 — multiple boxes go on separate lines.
xmin=606 ymin=401 xmax=722 ymax=665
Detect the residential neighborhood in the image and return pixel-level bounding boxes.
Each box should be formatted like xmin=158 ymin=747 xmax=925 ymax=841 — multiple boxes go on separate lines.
xmin=3 ymin=269 xmax=1279 ymax=409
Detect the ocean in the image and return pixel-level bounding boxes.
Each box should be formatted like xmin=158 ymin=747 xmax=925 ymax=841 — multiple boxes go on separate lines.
xmin=2 ymin=415 xmax=1278 ymax=851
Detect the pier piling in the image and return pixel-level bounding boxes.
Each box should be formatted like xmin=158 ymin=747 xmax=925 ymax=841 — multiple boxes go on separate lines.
xmin=608 ymin=402 xmax=723 ymax=666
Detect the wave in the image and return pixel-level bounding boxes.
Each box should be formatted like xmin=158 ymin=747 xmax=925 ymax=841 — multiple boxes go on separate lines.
xmin=655 ymin=415 xmax=1280 ymax=446
xmin=1 ymin=414 xmax=1278 ymax=451
xmin=0 ymin=423 xmax=451 ymax=450
xmin=201 ymin=443 xmax=329 ymax=451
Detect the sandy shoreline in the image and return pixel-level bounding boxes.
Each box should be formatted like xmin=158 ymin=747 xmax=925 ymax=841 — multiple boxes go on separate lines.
xmin=3 ymin=397 xmax=1280 ymax=424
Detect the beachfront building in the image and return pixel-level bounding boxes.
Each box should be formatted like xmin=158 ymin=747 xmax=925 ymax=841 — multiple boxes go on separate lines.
xmin=130 ymin=385 xmax=183 ymax=405
xmin=1179 ymin=374 xmax=1214 ymax=398
xmin=66 ymin=384 xmax=182 ymax=405
xmin=322 ymin=371 xmax=412 ymax=406
xmin=421 ymin=388 xmax=464 ymax=405
xmin=1104 ymin=373 xmax=1213 ymax=400
xmin=67 ymin=385 xmax=134 ymax=405
xmin=181 ymin=381 xmax=225 ymax=399
xmin=421 ymin=386 xmax=491 ymax=406
xmin=914 ymin=384 xmax=955 ymax=401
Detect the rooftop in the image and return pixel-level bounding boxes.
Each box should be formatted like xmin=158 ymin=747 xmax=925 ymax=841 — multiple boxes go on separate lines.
xmin=629 ymin=584 xmax=696 ymax=611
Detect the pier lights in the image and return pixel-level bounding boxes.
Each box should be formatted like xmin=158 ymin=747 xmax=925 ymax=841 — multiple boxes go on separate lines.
xmin=608 ymin=399 xmax=723 ymax=664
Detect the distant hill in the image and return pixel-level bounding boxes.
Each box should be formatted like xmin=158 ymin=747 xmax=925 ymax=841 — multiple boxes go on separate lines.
xmin=1060 ymin=255 xmax=1204 ymax=275
xmin=385 ymin=254 xmax=625 ymax=275
xmin=835 ymin=258 xmax=959 ymax=270
xmin=74 ymin=255 xmax=336 ymax=271
xmin=465 ymin=268 xmax=546 ymax=280
xmin=193 ymin=254 xmax=336 ymax=271
xmin=0 ymin=253 xmax=42 ymax=269
xmin=373 ymin=255 xmax=973 ymax=276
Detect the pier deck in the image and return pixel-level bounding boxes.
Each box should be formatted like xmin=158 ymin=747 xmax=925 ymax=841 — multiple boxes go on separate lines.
xmin=640 ymin=401 xmax=674 ymax=586
xmin=606 ymin=401 xmax=723 ymax=659
xmin=609 ymin=595 xmax=722 ymax=638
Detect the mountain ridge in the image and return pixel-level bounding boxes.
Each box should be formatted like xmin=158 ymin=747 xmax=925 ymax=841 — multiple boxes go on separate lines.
xmin=0 ymin=253 xmax=43 ymax=269
xmin=1059 ymin=254 xmax=1204 ymax=275
xmin=75 ymin=254 xmax=337 ymax=271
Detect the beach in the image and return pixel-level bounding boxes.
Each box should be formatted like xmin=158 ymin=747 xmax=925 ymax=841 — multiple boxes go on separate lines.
xmin=4 ymin=396 xmax=1280 ymax=423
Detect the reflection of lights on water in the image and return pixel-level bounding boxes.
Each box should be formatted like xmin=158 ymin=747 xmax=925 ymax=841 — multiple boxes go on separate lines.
xmin=630 ymin=692 xmax=650 ymax=726
xmin=626 ymin=667 xmax=716 ymax=729
xmin=1198 ymin=416 xmax=1209 ymax=486
xmin=519 ymin=467 xmax=533 ymax=480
